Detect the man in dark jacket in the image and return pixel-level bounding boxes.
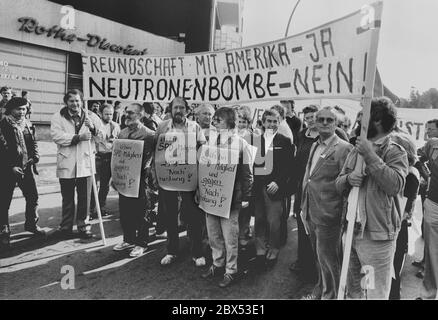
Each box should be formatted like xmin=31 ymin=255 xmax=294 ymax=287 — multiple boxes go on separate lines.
xmin=0 ymin=97 xmax=44 ymax=248
xmin=253 ymin=109 xmax=295 ymax=268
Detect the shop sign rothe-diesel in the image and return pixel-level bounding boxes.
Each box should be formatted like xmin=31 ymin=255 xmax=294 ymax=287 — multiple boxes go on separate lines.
xmin=18 ymin=17 xmax=148 ymax=56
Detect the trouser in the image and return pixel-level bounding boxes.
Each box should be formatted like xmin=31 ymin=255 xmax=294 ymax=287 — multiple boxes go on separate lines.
xmin=295 ymin=206 xmax=317 ymax=277
xmin=119 ymin=185 xmax=149 ymax=247
xmin=421 ymin=199 xmax=438 ymax=299
xmin=347 ymin=236 xmax=397 ymax=299
xmin=308 ymin=219 xmax=342 ymax=299
xmin=59 ymin=177 xmax=91 ymax=232
xmin=389 ymin=219 xmax=408 ymax=300
xmin=0 ymin=167 xmax=39 ymax=235
xmin=160 ymin=189 xmax=203 ymax=258
xmin=280 ymin=196 xmax=292 ymax=246
xmin=254 ymin=188 xmax=283 ymax=259
xmin=90 ymin=153 xmax=112 ymax=211
xmin=206 ymin=208 xmax=239 ymax=274
xmin=238 ymin=202 xmax=252 ymax=246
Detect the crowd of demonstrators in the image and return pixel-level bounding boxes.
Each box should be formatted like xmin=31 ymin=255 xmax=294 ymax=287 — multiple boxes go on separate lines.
xmin=3 ymin=85 xmax=437 ymax=299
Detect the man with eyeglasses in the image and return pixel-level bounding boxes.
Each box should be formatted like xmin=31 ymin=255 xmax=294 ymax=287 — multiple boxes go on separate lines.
xmin=112 ymin=103 xmax=155 ymax=257
xmin=301 ymin=107 xmax=352 ymax=299
xmin=290 ymin=104 xmax=349 ymax=278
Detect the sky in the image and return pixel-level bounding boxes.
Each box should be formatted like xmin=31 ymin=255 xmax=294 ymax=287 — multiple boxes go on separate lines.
xmin=241 ymin=0 xmax=438 ymax=99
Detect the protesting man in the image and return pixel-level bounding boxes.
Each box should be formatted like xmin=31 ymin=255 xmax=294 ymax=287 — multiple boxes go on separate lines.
xmin=417 ymin=121 xmax=438 ymax=299
xmin=155 ymin=97 xmax=206 ymax=267
xmin=195 ymin=103 xmax=215 ymax=141
xmin=0 ymin=86 xmax=13 ymax=120
xmin=200 ymin=106 xmax=253 ymax=287
xmin=90 ymin=103 xmax=120 ymax=219
xmin=0 ymin=97 xmax=44 ymax=248
xmin=301 ymin=107 xmax=353 ymax=299
xmin=253 ymin=109 xmax=295 ymax=269
xmin=281 ymin=100 xmax=302 ymax=144
xmin=113 ymin=103 xmax=155 ymax=257
xmin=336 ymin=97 xmax=408 ymax=299
xmin=50 ymin=89 xmax=102 ymax=239
xmin=270 ymin=104 xmax=295 ymax=246
xmin=426 ymin=119 xmax=438 ymax=139
xmin=270 ymin=104 xmax=294 ymax=144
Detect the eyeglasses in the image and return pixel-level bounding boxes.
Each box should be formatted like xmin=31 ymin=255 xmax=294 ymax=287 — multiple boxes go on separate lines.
xmin=316 ymin=117 xmax=335 ymax=124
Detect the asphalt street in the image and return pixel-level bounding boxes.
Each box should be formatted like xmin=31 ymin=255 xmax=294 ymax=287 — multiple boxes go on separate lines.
xmin=0 ymin=190 xmax=424 ymax=300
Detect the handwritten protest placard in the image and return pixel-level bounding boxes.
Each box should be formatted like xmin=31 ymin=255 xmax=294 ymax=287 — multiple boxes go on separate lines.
xmin=111 ymin=139 xmax=144 ymax=198
xmin=154 ymin=131 xmax=198 ymax=191
xmin=82 ymin=2 xmax=381 ymax=104
xmin=198 ymin=145 xmax=239 ymax=218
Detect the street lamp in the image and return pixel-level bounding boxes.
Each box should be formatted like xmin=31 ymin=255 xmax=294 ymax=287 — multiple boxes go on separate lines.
xmin=284 ymin=0 xmax=302 ymax=37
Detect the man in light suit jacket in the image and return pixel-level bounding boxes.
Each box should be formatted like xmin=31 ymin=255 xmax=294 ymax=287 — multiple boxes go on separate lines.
xmin=301 ymin=107 xmax=353 ymax=299
xmin=51 ymin=89 xmax=102 ymax=239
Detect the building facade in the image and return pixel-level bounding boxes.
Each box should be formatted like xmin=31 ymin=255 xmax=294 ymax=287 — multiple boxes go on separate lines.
xmin=0 ymin=0 xmax=184 ymax=124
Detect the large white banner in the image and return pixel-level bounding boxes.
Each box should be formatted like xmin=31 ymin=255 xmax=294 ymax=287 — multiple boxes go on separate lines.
xmin=82 ymin=2 xmax=382 ymax=104
xmin=397 ymin=108 xmax=438 ymax=148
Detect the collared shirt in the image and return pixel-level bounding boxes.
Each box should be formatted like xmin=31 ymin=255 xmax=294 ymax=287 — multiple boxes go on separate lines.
xmin=68 ymin=108 xmax=83 ymax=134
xmin=96 ymin=120 xmax=120 ymax=154
xmin=309 ymin=134 xmax=336 ymax=175
xmin=263 ymin=130 xmax=277 ymax=153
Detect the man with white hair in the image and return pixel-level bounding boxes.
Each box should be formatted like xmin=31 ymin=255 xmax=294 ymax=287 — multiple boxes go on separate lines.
xmin=194 ymin=103 xmax=215 ymax=141
xmin=301 ymin=106 xmax=352 ymax=299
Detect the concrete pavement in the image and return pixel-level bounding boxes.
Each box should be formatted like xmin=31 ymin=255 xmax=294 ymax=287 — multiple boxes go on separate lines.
xmin=0 ymin=190 xmax=425 ymax=300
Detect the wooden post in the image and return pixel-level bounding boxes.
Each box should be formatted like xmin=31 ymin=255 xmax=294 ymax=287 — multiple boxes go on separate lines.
xmin=84 ymin=100 xmax=107 ymax=246
xmin=337 ymin=2 xmax=383 ymax=299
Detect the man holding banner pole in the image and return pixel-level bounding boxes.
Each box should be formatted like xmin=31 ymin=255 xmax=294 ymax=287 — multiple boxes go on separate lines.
xmin=50 ymin=89 xmax=102 ymax=239
xmin=336 ymin=97 xmax=408 ymax=299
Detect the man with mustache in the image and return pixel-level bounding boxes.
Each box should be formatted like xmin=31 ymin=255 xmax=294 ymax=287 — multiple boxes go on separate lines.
xmin=50 ymin=89 xmax=102 ymax=239
xmin=336 ymin=97 xmax=409 ymax=299
xmin=154 ymin=97 xmax=207 ymax=267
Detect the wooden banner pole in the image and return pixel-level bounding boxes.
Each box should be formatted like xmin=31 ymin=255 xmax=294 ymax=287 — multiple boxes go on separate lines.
xmin=84 ymin=99 xmax=107 ymax=246
xmin=337 ymin=2 xmax=383 ymax=299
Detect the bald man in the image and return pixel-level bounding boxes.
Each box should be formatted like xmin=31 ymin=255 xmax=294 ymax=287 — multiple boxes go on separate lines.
xmin=195 ymin=103 xmax=215 ymax=141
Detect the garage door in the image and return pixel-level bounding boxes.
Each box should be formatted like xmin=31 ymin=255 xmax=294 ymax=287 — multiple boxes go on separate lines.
xmin=0 ymin=38 xmax=67 ymax=123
